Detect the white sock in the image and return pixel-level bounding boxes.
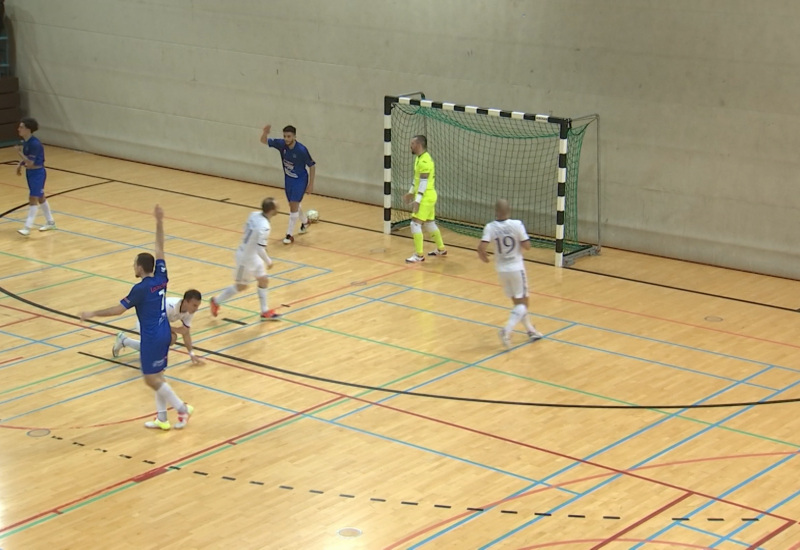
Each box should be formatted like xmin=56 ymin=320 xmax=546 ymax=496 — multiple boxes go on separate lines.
xmin=505 ymin=304 xmax=527 ymax=333
xmin=156 ymin=383 xmax=187 ymax=415
xmin=216 ymin=285 xmax=238 ymax=304
xmin=299 ymin=205 xmax=308 ymax=225
xmin=257 ymin=286 xmax=269 ymax=312
xmin=155 ymin=391 xmax=168 ymax=422
xmin=25 ymin=205 xmax=38 ymax=228
xmin=522 ymin=314 xmax=537 ymax=333
xmin=287 ymin=211 xmax=299 ymax=235
xmin=39 ymin=201 xmax=54 ymax=224
xmin=122 ymin=337 xmax=140 ymax=351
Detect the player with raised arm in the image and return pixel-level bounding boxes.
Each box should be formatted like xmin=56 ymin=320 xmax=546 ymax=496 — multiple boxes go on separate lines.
xmin=403 ymin=135 xmax=446 ymax=262
xmin=478 ymin=199 xmax=544 ymax=347
xmin=209 ymin=197 xmax=281 ymax=320
xmin=113 ymin=289 xmax=203 ymax=365
xmin=260 ymin=124 xmax=316 ymax=244
xmin=15 ymin=118 xmax=56 ymax=236
xmin=80 ymin=205 xmax=194 ymax=431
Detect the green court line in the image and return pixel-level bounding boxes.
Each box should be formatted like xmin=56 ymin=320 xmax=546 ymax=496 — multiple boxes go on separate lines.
xmin=172 ymin=359 xmax=454 ymax=468
xmin=0 ymin=358 xmax=110 ymax=396
xmin=0 ymin=514 xmax=60 ymax=540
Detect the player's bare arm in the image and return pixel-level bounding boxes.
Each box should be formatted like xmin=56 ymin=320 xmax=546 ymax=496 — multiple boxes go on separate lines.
xmin=477 ymin=241 xmax=491 ymax=263
xmin=521 ymin=239 xmax=532 ymax=251
xmin=307 ymin=165 xmax=316 ymax=194
xmin=154 ymin=204 xmax=165 ymax=261
xmin=80 ymin=303 xmax=127 ymax=321
xmin=260 ymin=124 xmax=271 ymax=144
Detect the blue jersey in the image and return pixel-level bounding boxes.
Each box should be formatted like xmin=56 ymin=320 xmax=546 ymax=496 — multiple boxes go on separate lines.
xmin=23 ymin=136 xmax=45 ymax=167
xmin=267 ymin=139 xmax=315 ymax=184
xmin=120 ymin=259 xmax=170 ymax=342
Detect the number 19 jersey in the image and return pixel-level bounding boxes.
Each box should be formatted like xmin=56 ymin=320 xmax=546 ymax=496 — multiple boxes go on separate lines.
xmin=481 ymin=219 xmax=529 ymax=272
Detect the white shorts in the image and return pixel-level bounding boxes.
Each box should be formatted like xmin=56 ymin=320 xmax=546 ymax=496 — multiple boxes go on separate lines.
xmin=498 ymin=269 xmax=528 ymax=299
xmin=234 ymin=251 xmax=267 ymax=284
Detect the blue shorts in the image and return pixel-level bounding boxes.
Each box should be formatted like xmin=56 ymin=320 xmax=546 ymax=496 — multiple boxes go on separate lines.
xmin=26 ymin=169 xmax=46 ymax=198
xmin=285 ymin=179 xmax=308 ymax=203
xmin=139 ymin=335 xmax=171 ymax=375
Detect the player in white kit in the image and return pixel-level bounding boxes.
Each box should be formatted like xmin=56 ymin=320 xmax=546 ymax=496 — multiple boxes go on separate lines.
xmin=210 ymin=198 xmax=281 ymax=321
xmin=112 ymin=289 xmax=203 ymax=364
xmin=478 ymin=199 xmax=544 ymax=348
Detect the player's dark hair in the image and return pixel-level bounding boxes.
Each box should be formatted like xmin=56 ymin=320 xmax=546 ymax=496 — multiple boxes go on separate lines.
xmin=21 ymin=118 xmax=39 ymax=133
xmin=282 ymin=125 xmax=296 ymax=134
xmin=135 ymin=252 xmax=155 ymax=273
xmin=183 ymin=289 xmax=202 ymax=302
xmin=413 ymin=135 xmax=427 ymax=148
xmin=261 ymin=197 xmax=277 ymax=214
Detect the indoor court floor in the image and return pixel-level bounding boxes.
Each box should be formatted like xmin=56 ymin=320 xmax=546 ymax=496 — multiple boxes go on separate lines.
xmin=2 ymin=146 xmax=800 ymax=549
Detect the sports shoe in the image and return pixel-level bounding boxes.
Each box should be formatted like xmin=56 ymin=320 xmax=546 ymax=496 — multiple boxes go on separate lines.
xmin=17 ymin=227 xmax=30 ymax=236
xmin=528 ymin=329 xmax=544 ymax=342
xmin=260 ymin=309 xmax=281 ymax=321
xmin=209 ymin=297 xmax=220 ymax=317
xmin=112 ymin=332 xmax=126 ymax=357
xmin=499 ymin=329 xmax=511 ymax=348
xmin=39 ymin=223 xmax=56 ymax=232
xmin=405 ymin=253 xmax=425 ymax=263
xmin=144 ymin=418 xmax=171 ymax=430
xmin=299 ymin=223 xmax=307 ymax=234
xmin=427 ymin=249 xmax=447 ymax=257
xmin=173 ymin=404 xmax=194 ymax=429
xmin=283 ymin=234 xmax=294 ymax=244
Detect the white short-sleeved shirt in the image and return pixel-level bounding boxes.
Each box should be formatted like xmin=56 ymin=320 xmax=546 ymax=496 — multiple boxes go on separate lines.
xmin=238 ymin=211 xmax=271 ymax=257
xmin=481 ymin=219 xmax=529 ymax=272
xmin=166 ymin=297 xmax=194 ymax=328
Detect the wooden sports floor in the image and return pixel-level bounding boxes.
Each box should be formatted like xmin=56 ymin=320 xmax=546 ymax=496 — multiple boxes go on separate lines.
xmin=2 ymin=146 xmax=800 ymax=549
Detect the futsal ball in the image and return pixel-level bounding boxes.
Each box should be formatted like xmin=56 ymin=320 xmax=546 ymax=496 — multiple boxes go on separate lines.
xmin=307 ymin=209 xmax=320 ymax=223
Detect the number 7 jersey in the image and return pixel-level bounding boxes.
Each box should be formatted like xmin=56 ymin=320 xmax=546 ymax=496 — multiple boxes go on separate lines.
xmin=481 ymin=219 xmax=529 ymax=272
xmin=120 ymin=258 xmax=171 ymax=342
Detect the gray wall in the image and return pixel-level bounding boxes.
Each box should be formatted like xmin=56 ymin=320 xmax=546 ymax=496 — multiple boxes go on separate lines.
xmin=7 ymin=0 xmax=800 ymax=277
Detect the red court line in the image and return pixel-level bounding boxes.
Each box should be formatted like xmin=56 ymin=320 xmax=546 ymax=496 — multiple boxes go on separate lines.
xmin=0 ymin=395 xmax=343 ymax=534
xmin=0 ymin=315 xmax=39 ymax=329
xmin=590 ymin=492 xmax=692 ymax=549
xmin=748 ymin=519 xmax=796 ymax=549
xmin=54 ymin=192 xmax=800 ymax=352
xmin=0 ymin=356 xmax=23 ymax=366
xmin=519 ymin=538 xmax=713 ymax=549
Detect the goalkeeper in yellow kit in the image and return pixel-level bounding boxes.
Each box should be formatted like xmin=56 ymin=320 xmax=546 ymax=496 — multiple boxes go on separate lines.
xmin=403 ymin=135 xmax=447 ymax=263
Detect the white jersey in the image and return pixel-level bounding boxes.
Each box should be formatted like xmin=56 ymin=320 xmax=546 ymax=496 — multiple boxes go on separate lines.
xmin=238 ymin=211 xmax=271 ymax=257
xmin=481 ymin=219 xmax=529 ymax=272
xmin=166 ymin=297 xmax=195 ymax=328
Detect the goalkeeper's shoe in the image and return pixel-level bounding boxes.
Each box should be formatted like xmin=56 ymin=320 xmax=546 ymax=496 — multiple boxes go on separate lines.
xmin=405 ymin=253 xmax=425 ymax=263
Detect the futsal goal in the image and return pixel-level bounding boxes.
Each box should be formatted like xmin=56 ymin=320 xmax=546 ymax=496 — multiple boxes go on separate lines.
xmin=383 ymin=94 xmax=601 ymax=267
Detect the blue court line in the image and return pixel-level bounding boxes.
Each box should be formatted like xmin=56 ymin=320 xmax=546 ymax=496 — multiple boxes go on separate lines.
xmin=0 ymin=329 xmax=63 ymax=349
xmin=383 ymin=282 xmax=800 ymax=375
xmin=675 ymin=523 xmax=748 ymax=547
xmin=411 ymin=366 xmax=772 ymax=549
xmin=369 ymin=294 xmax=778 ymax=392
xmin=0 ymin=332 xmax=124 ymax=371
xmin=0 ymin=365 xmax=120 ymax=407
xmin=487 ymin=367 xmax=793 ymax=550
xmin=0 ymin=375 xmax=141 ymax=422
xmin=330 ymin=324 xmax=577 ymax=424
xmin=710 ymin=485 xmax=800 ymax=547
xmin=3 ymin=213 xmax=327 ymax=286
xmin=0 ymin=240 xmax=154 ymax=282
xmin=165 ymin=374 xmax=580 ymax=495
xmin=47 ymin=209 xmax=334 ymax=271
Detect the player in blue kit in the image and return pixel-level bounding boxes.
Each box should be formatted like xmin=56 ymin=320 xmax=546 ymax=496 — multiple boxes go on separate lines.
xmin=260 ymin=124 xmax=316 ymax=244
xmin=15 ymin=118 xmax=56 ymax=236
xmin=80 ymin=205 xmax=194 ymax=431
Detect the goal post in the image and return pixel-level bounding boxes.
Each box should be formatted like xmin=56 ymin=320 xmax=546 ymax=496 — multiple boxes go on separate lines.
xmin=383 ymin=95 xmax=601 ymax=267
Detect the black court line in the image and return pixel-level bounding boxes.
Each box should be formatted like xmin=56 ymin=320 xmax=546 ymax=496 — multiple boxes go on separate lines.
xmin=3 ymin=178 xmax=800 ymax=410
xmin=222 ymin=318 xmax=247 ymax=326
xmin=8 ymin=156 xmax=799 ymax=313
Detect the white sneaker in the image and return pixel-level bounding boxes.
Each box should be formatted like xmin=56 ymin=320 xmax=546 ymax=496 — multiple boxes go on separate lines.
xmin=528 ymin=329 xmax=544 ymax=342
xmin=39 ymin=223 xmax=56 ymax=232
xmin=173 ymin=404 xmax=194 ymax=429
xmin=144 ymin=418 xmax=171 ymax=430
xmin=17 ymin=227 xmax=30 ymax=236
xmin=112 ymin=332 xmax=126 ymax=357
xmin=405 ymin=254 xmax=425 ymax=263
xmin=499 ymin=329 xmax=511 ymax=348
xmin=283 ymin=234 xmax=294 ymax=244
